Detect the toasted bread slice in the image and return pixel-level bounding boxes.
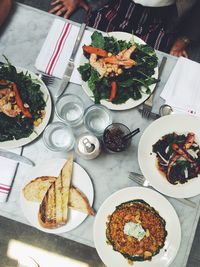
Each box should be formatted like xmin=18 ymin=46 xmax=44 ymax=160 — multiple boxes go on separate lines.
xmin=23 ymin=176 xmax=57 ymax=202
xmin=38 ymin=155 xmax=73 ymax=228
xmin=69 ymin=186 xmax=95 ymax=215
xmin=23 ymin=176 xmax=95 ymax=216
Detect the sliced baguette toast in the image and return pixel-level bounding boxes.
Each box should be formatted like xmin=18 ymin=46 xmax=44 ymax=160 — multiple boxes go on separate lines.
xmin=23 ymin=176 xmax=95 ymax=215
xmin=38 ymin=155 xmax=73 ymax=228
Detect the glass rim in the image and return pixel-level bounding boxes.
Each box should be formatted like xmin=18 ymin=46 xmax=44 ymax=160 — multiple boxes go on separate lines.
xmin=43 ymin=121 xmax=74 ymax=152
xmin=83 ymin=104 xmax=112 ymax=135
xmin=55 ymin=93 xmax=84 ymax=125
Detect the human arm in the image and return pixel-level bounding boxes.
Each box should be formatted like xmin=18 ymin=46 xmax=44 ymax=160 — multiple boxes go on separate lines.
xmin=170 ymin=1 xmax=200 ymax=57
xmin=49 ymin=0 xmax=90 ymax=19
xmin=0 ymin=0 xmax=12 ymax=26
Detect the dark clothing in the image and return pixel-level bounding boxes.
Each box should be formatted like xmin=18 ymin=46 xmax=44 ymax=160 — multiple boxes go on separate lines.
xmin=177 ymin=1 xmax=200 ymax=42
xmin=87 ymin=0 xmax=178 ymax=52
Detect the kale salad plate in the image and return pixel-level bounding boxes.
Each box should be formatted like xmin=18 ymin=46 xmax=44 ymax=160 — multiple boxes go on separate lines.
xmin=138 ymin=114 xmax=200 ymax=198
xmin=78 ymin=31 xmax=158 ymax=111
xmin=0 ymin=62 xmax=52 ymax=148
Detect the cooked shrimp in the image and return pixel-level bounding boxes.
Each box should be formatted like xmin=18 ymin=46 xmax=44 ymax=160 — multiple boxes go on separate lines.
xmin=0 ymin=102 xmax=20 ymax=117
xmin=117 ymin=45 xmax=136 ymax=60
xmin=183 ymin=132 xmax=195 ymax=150
xmin=90 ymin=53 xmax=107 ymax=78
xmin=103 ymin=56 xmax=135 ymax=66
xmin=172 ymin=143 xmax=194 ymax=163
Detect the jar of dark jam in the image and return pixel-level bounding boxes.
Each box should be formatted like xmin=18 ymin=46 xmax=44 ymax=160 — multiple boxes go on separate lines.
xmin=102 ymin=123 xmax=131 ymax=152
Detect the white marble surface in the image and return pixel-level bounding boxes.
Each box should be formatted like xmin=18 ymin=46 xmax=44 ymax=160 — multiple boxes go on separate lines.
xmin=0 ymin=3 xmax=200 ymax=267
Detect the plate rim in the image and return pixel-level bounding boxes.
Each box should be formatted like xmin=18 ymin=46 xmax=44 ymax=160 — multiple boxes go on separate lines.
xmin=93 ymin=186 xmax=181 ymax=267
xmin=138 ymin=113 xmax=200 ymax=198
xmin=0 ymin=66 xmax=52 ymax=149
xmin=79 ymin=31 xmax=158 ymax=111
xmin=20 ymin=158 xmax=94 ymax=234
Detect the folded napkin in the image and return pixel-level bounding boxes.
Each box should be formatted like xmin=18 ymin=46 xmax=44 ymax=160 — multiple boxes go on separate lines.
xmin=160 ymin=57 xmax=200 ymax=116
xmin=35 ymin=19 xmax=92 ymax=84
xmin=0 ymin=147 xmax=22 ymax=202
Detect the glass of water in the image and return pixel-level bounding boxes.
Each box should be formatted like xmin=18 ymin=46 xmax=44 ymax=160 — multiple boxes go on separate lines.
xmin=43 ymin=122 xmax=75 ymax=152
xmin=84 ymin=104 xmax=112 ymax=136
xmin=55 ymin=94 xmax=84 ymax=127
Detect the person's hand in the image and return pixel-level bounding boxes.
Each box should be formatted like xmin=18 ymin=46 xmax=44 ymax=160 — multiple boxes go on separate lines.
xmin=170 ymin=37 xmax=190 ymax=58
xmin=49 ymin=0 xmax=90 ymax=19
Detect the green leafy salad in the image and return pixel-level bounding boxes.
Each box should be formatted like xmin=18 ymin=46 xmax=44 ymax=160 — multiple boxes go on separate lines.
xmin=0 ymin=60 xmax=46 ymax=142
xmin=78 ymin=31 xmax=158 ymax=104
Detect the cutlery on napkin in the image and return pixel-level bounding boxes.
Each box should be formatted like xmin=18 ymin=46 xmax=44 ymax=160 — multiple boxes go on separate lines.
xmin=160 ymin=57 xmax=200 ymax=116
xmin=35 ymin=19 xmax=92 ymax=85
xmin=55 ymin=23 xmax=87 ymax=98
xmin=0 ymin=147 xmax=22 ymax=202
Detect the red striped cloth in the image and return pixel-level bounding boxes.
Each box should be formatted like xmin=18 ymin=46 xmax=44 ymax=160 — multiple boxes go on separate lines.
xmin=35 ymin=19 xmax=92 ymax=82
xmin=0 ymin=147 xmax=22 ymax=202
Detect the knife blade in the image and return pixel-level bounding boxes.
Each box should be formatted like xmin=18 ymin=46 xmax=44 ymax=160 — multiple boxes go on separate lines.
xmin=0 ymin=149 xmax=35 ymax=166
xmin=55 ymin=23 xmax=87 ymax=98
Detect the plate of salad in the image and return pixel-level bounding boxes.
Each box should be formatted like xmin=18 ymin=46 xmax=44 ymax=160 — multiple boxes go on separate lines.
xmin=138 ymin=114 xmax=200 ymax=198
xmin=78 ymin=31 xmax=158 ymax=110
xmin=0 ymin=60 xmax=52 ymax=148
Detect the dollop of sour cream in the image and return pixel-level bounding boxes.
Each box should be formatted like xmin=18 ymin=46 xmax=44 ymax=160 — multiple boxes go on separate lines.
xmin=124 ymin=222 xmax=146 ymax=241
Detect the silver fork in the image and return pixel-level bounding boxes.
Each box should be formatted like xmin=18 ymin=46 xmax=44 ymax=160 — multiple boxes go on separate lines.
xmin=37 ymin=72 xmax=55 ymax=86
xmin=141 ymin=56 xmax=167 ymax=118
xmin=128 ymin=171 xmax=196 ymax=208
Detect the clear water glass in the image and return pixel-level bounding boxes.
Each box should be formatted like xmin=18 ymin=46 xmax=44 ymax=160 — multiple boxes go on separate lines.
xmin=43 ymin=122 xmax=75 ymax=152
xmin=55 ymin=94 xmax=84 ymax=127
xmin=84 ymin=104 xmax=112 ymax=136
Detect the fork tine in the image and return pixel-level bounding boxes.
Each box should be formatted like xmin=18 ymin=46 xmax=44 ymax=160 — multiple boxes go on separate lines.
xmin=128 ymin=172 xmax=145 ymax=186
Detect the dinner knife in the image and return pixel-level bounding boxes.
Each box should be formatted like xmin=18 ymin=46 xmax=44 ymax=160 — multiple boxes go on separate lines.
xmin=0 ymin=149 xmax=35 ymax=166
xmin=55 ymin=23 xmax=87 ymax=98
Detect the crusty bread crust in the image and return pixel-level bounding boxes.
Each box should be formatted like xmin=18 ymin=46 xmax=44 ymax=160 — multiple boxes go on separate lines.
xmin=23 ymin=176 xmax=56 ymax=202
xmin=69 ymin=186 xmax=95 ymax=216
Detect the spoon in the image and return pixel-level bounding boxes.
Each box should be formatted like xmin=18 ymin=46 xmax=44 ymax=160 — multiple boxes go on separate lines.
xmin=159 ymin=104 xmax=173 ymax=117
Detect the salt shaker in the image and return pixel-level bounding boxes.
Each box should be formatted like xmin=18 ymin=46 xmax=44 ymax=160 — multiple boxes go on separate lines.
xmin=75 ymin=133 xmax=101 ymax=160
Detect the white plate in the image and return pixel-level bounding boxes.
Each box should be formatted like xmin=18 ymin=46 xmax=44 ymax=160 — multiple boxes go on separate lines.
xmin=80 ymin=32 xmax=158 ymax=111
xmin=20 ymin=159 xmax=94 ymax=234
xmin=94 ymin=187 xmax=181 ymax=267
xmin=138 ymin=114 xmax=200 ymax=198
xmin=0 ymin=67 xmax=52 ymax=149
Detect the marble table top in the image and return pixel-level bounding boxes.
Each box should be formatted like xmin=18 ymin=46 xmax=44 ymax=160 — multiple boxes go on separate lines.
xmin=0 ymin=3 xmax=200 ymax=267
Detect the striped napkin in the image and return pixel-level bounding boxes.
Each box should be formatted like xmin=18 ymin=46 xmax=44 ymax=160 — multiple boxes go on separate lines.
xmin=160 ymin=57 xmax=200 ymax=116
xmin=0 ymin=147 xmax=22 ymax=202
xmin=35 ymin=18 xmax=92 ymax=84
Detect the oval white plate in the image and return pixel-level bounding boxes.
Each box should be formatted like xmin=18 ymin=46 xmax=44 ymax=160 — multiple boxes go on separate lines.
xmin=94 ymin=187 xmax=181 ymax=267
xmin=0 ymin=66 xmax=52 ymax=149
xmin=80 ymin=31 xmax=158 ymax=110
xmin=138 ymin=114 xmax=200 ymax=198
xmin=20 ymin=159 xmax=94 ymax=234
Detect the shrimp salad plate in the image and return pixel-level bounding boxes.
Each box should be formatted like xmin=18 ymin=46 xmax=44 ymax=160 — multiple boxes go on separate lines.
xmin=0 ymin=61 xmax=52 ymax=148
xmin=138 ymin=114 xmax=200 ymax=198
xmin=78 ymin=31 xmax=158 ymax=110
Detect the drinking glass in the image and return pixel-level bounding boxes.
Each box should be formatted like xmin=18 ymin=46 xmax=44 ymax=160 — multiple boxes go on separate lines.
xmin=102 ymin=123 xmax=131 ymax=152
xmin=55 ymin=94 xmax=84 ymax=127
xmin=84 ymin=104 xmax=112 ymax=136
xmin=43 ymin=122 xmax=75 ymax=152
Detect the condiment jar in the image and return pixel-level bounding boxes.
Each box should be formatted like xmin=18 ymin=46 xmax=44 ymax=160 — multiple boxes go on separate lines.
xmin=75 ymin=133 xmax=101 ymax=160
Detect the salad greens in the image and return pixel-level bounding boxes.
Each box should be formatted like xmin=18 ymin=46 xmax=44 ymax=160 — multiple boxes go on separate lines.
xmin=153 ymin=132 xmax=200 ymax=184
xmin=78 ymin=31 xmax=158 ymax=104
xmin=0 ymin=59 xmax=46 ymax=142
